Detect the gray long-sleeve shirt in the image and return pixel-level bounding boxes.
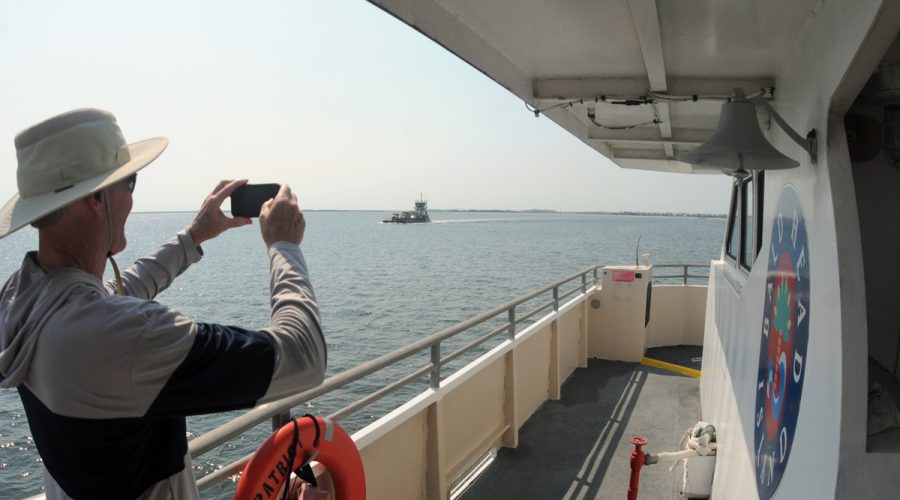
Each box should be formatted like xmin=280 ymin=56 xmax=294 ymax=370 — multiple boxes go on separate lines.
xmin=0 ymin=230 xmax=326 ymax=499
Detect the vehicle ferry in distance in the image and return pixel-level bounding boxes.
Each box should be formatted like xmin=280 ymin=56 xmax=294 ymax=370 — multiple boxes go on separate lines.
xmin=382 ymin=196 xmax=430 ymax=223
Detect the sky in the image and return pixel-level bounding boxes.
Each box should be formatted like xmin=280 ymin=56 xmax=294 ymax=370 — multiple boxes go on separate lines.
xmin=0 ymin=0 xmax=733 ymax=214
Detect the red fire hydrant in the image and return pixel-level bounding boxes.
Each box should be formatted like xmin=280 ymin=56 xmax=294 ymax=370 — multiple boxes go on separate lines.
xmin=628 ymin=436 xmax=648 ymax=500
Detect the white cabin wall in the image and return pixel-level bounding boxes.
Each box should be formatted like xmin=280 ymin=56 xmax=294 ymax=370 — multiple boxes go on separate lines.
xmin=701 ymin=263 xmax=766 ymax=499
xmin=760 ymin=8 xmax=851 ymax=500
xmin=702 ymin=1 xmax=900 ymax=498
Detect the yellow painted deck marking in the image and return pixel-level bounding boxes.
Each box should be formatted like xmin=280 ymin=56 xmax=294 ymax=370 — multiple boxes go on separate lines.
xmin=641 ymin=357 xmax=701 ymax=378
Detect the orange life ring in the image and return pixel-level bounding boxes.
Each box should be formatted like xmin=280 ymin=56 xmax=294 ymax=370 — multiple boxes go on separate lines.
xmin=234 ymin=416 xmax=365 ymax=500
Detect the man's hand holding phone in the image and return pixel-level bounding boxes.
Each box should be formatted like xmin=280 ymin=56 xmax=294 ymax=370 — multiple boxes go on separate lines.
xmin=259 ymin=184 xmax=305 ymax=247
xmin=188 ymin=179 xmax=254 ymax=246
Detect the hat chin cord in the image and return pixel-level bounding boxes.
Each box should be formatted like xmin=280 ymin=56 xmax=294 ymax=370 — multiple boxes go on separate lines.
xmin=101 ymin=190 xmax=126 ymax=296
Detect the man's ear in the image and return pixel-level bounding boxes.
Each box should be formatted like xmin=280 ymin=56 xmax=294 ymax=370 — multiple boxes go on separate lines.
xmin=81 ymin=190 xmax=104 ymax=214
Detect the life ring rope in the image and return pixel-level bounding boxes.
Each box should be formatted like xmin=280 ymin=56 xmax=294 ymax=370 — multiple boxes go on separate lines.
xmin=288 ymin=415 xmax=318 ymax=489
xmin=234 ymin=414 xmax=366 ymax=500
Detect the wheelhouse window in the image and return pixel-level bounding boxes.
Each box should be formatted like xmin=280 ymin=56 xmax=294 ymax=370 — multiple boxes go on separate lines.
xmin=726 ymin=184 xmax=740 ymax=260
xmin=725 ymin=171 xmax=764 ymax=271
xmin=741 ymin=176 xmax=755 ymax=269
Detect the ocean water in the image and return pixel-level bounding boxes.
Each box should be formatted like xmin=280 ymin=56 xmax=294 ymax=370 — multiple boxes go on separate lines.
xmin=0 ymin=211 xmax=724 ymax=498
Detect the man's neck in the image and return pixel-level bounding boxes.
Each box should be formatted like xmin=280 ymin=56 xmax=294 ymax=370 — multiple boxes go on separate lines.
xmin=36 ymin=239 xmax=106 ymax=279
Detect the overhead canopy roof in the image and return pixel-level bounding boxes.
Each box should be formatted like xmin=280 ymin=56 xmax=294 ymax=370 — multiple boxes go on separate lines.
xmin=369 ymin=0 xmax=821 ymax=174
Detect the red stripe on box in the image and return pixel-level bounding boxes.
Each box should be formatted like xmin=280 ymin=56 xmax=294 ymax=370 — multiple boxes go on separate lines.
xmin=612 ymin=270 xmax=635 ymax=282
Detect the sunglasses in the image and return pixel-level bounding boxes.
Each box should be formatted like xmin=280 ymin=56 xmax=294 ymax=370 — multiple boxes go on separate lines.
xmin=125 ymin=174 xmax=137 ymax=193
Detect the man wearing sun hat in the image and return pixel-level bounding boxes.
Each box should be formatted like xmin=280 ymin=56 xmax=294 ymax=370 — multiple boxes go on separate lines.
xmin=0 ymin=109 xmax=327 ymax=499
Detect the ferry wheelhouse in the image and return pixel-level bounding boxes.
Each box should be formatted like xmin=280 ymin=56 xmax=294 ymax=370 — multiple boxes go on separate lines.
xmin=382 ymin=197 xmax=431 ymax=224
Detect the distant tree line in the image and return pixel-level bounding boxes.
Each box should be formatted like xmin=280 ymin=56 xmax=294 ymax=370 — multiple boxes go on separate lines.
xmin=437 ymin=208 xmax=726 ymax=219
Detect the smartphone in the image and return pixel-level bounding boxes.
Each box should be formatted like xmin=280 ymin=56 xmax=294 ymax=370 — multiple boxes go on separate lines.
xmin=230 ymin=184 xmax=280 ymax=218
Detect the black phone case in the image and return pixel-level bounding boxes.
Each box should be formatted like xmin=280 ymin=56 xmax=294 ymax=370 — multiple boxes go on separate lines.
xmin=230 ymin=184 xmax=280 ymax=217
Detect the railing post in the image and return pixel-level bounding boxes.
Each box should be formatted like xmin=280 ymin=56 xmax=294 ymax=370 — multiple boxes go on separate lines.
xmin=683 ymin=265 xmax=689 ymax=285
xmin=581 ymin=273 xmax=587 ymax=293
xmin=553 ymin=286 xmax=559 ymax=312
xmin=430 ymin=342 xmax=441 ymax=389
xmin=271 ymin=410 xmax=291 ymax=432
xmin=593 ymin=267 xmax=599 ymax=286
xmin=508 ymin=306 xmax=516 ymax=340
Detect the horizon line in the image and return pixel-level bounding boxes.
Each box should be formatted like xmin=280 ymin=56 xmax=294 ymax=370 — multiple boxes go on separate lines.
xmin=132 ymin=209 xmax=727 ymax=217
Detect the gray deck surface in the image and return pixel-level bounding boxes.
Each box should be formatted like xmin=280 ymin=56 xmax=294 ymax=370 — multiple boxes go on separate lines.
xmin=459 ymin=347 xmax=702 ymax=500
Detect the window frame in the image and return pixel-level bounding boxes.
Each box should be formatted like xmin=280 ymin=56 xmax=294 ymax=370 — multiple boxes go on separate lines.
xmin=725 ymin=179 xmax=741 ymax=262
xmin=755 ymin=171 xmax=765 ymax=257
xmin=740 ymin=176 xmax=754 ymax=270
xmin=724 ymin=171 xmax=765 ymax=272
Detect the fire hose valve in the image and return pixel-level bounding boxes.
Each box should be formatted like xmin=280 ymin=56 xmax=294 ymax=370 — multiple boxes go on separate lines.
xmin=628 ymin=436 xmax=649 ymax=500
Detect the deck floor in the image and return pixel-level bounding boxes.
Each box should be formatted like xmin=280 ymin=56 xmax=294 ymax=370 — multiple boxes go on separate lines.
xmin=459 ymin=346 xmax=702 ymax=500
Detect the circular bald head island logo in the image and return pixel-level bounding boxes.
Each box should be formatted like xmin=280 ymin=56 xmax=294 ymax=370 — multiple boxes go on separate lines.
xmin=754 ymin=185 xmax=810 ymax=499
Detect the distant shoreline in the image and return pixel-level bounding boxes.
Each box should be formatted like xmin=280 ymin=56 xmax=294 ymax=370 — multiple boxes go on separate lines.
xmin=133 ymin=209 xmax=726 ymax=219
xmin=433 ymin=209 xmax=727 ymax=219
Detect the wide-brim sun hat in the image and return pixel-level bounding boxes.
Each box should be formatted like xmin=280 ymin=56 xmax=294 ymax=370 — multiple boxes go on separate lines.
xmin=0 ymin=108 xmax=167 ymax=240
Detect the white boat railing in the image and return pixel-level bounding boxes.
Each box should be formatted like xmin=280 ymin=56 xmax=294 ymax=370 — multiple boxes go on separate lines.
xmin=651 ymin=264 xmax=710 ymax=285
xmin=188 ymin=263 xmax=706 ymax=492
